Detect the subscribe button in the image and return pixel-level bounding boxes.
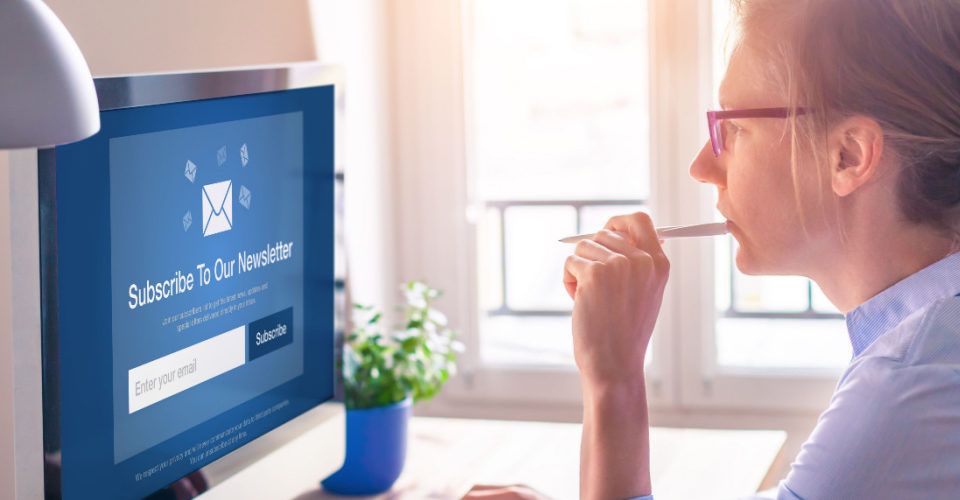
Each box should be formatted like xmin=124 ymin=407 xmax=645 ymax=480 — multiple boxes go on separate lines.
xmin=248 ymin=306 xmax=294 ymax=361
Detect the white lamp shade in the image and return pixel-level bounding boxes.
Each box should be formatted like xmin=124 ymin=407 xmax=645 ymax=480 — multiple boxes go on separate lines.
xmin=0 ymin=0 xmax=99 ymax=148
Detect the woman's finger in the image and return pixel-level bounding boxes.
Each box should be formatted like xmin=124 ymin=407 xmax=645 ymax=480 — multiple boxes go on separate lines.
xmin=574 ymin=237 xmax=618 ymax=261
xmin=591 ymin=229 xmax=642 ymax=257
xmin=563 ymin=254 xmax=592 ymax=299
xmin=461 ymin=485 xmax=547 ymax=500
xmin=460 ymin=485 xmax=518 ymax=499
xmin=465 ymin=485 xmax=504 ymax=491
xmin=603 ymin=212 xmax=668 ymax=267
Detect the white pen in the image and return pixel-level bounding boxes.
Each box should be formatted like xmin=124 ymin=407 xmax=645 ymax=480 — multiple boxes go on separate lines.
xmin=559 ymin=221 xmax=729 ymax=244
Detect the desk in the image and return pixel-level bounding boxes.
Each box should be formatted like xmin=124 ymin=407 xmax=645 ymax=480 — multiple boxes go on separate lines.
xmin=207 ymin=414 xmax=786 ymax=500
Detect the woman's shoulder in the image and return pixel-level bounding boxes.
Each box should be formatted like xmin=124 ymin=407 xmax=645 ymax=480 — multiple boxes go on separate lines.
xmin=900 ymin=294 xmax=960 ymax=367
xmin=855 ymin=294 xmax=960 ymax=368
xmin=834 ymin=297 xmax=960 ymax=416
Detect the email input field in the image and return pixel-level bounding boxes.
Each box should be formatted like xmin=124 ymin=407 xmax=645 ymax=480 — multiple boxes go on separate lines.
xmin=128 ymin=326 xmax=246 ymax=414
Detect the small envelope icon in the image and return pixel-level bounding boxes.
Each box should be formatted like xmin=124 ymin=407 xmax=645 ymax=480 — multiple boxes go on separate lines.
xmin=184 ymin=160 xmax=197 ymax=183
xmin=217 ymin=146 xmax=227 ymax=166
xmin=183 ymin=210 xmax=192 ymax=231
xmin=202 ymin=180 xmax=232 ymax=237
xmin=239 ymin=185 xmax=251 ymax=209
xmin=240 ymin=143 xmax=249 ymax=167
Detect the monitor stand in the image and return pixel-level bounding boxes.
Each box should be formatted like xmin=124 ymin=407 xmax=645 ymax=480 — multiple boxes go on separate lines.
xmin=199 ymin=402 xmax=344 ymax=499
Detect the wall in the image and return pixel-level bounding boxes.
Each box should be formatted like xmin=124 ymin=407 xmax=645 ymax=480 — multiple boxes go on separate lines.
xmin=0 ymin=1 xmax=394 ymax=498
xmin=0 ymin=150 xmax=14 ymax=499
xmin=44 ymin=0 xmax=316 ymax=76
xmin=309 ymin=0 xmax=396 ymax=310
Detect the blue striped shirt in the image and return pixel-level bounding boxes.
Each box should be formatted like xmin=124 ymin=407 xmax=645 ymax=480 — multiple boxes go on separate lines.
xmin=629 ymin=250 xmax=960 ymax=500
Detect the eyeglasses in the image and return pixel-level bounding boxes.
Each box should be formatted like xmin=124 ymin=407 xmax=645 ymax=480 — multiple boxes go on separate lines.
xmin=707 ymin=107 xmax=809 ymax=157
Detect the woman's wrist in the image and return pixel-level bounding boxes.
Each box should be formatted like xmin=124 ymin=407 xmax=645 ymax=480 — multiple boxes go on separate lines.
xmin=582 ymin=373 xmax=648 ymax=409
xmin=580 ymin=374 xmax=653 ymax=499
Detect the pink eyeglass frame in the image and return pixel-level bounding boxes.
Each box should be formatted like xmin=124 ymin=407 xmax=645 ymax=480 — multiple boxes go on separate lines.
xmin=707 ymin=107 xmax=810 ymax=157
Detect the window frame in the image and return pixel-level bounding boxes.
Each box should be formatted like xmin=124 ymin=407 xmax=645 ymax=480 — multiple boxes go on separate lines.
xmin=388 ymin=0 xmax=843 ymax=417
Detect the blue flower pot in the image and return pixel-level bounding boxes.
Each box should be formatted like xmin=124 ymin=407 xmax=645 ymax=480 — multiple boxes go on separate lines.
xmin=321 ymin=397 xmax=412 ymax=495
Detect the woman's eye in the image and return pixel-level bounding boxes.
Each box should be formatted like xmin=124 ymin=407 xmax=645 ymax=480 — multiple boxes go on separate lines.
xmin=722 ymin=120 xmax=742 ymax=136
xmin=722 ymin=121 xmax=742 ymax=150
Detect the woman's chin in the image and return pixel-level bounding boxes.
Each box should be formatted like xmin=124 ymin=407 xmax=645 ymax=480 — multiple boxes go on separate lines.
xmin=728 ymin=221 xmax=768 ymax=274
xmin=732 ymin=241 xmax=770 ymax=276
xmin=733 ymin=249 xmax=760 ymax=275
xmin=734 ymin=242 xmax=794 ymax=276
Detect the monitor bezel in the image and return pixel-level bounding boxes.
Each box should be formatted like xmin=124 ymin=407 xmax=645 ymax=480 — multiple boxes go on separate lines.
xmin=33 ymin=64 xmax=346 ymax=499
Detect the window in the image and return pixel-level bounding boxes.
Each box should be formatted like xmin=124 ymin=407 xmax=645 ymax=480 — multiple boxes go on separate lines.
xmin=390 ymin=0 xmax=847 ymax=413
xmin=471 ymin=0 xmax=650 ymax=368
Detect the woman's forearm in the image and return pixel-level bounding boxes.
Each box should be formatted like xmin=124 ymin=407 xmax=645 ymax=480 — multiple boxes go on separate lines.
xmin=581 ymin=380 xmax=652 ymax=500
xmin=564 ymin=212 xmax=667 ymax=499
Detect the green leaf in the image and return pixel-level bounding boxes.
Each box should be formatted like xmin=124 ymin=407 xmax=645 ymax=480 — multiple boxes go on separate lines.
xmin=401 ymin=336 xmax=419 ymax=353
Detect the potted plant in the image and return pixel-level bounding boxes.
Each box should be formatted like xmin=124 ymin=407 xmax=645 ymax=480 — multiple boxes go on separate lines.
xmin=321 ymin=281 xmax=464 ymax=495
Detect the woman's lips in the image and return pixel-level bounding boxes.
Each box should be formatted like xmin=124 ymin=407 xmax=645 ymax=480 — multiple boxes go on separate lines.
xmin=724 ymin=219 xmax=738 ymax=236
xmin=716 ymin=205 xmax=735 ymax=234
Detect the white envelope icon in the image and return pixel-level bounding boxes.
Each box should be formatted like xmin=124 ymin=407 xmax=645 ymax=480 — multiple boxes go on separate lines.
xmin=202 ymin=180 xmax=233 ymax=237
xmin=184 ymin=160 xmax=197 ymax=183
xmin=238 ymin=185 xmax=251 ymax=209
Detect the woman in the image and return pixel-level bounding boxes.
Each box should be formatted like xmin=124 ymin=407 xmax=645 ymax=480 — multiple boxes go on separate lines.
xmin=465 ymin=0 xmax=960 ymax=498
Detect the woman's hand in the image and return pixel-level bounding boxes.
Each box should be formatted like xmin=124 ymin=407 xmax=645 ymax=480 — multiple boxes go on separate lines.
xmin=562 ymin=210 xmax=669 ymax=389
xmin=461 ymin=484 xmax=553 ymax=500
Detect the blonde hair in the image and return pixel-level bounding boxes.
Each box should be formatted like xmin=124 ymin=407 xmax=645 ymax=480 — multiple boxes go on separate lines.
xmin=730 ymin=0 xmax=960 ymax=242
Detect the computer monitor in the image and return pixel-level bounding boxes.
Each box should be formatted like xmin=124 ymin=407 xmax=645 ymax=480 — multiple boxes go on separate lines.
xmin=28 ymin=65 xmax=345 ymax=499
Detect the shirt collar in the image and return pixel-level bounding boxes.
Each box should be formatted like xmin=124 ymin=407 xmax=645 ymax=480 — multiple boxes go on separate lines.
xmin=844 ymin=251 xmax=960 ymax=357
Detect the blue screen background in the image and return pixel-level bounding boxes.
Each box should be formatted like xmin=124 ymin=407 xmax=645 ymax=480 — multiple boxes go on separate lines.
xmin=51 ymin=86 xmax=334 ymax=499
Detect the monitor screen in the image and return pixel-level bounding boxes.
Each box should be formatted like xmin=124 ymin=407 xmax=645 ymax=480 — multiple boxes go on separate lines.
xmin=39 ymin=77 xmax=336 ymax=499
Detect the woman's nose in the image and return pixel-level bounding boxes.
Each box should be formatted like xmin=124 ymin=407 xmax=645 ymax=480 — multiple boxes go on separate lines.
xmin=689 ymin=140 xmax=726 ymax=188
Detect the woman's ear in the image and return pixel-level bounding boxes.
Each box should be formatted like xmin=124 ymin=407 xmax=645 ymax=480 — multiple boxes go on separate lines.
xmin=831 ymin=116 xmax=885 ymax=197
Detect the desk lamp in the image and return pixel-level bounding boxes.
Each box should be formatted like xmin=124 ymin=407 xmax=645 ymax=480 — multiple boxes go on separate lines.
xmin=0 ymin=0 xmax=99 ymax=148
